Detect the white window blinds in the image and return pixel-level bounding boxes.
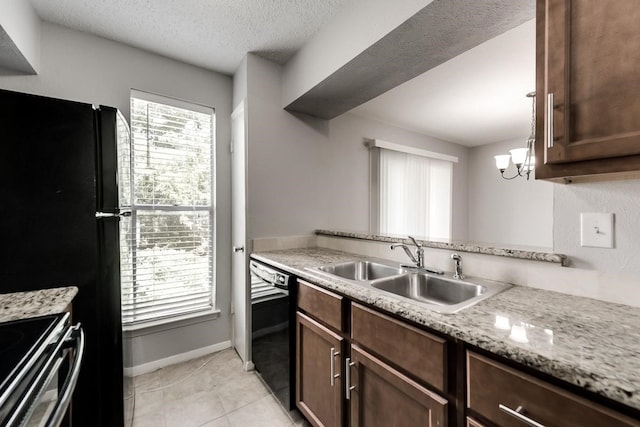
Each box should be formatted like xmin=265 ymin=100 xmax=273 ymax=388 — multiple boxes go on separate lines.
xmin=377 ymin=148 xmax=453 ymax=240
xmin=120 ymin=91 xmax=215 ymax=326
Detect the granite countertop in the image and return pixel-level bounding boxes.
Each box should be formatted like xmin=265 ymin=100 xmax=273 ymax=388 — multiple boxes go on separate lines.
xmin=252 ymin=247 xmax=640 ymax=412
xmin=316 ymin=229 xmax=569 ymax=265
xmin=0 ymin=286 xmax=78 ymax=323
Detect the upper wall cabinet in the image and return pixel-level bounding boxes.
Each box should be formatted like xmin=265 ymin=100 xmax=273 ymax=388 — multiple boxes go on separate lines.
xmin=535 ymin=0 xmax=640 ymax=182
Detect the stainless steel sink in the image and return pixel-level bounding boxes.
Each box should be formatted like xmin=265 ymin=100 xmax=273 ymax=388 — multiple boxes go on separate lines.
xmin=308 ymin=259 xmax=511 ymax=314
xmin=314 ymin=260 xmax=404 ymax=281
xmin=370 ymin=273 xmax=511 ymax=314
xmin=371 ymin=273 xmax=483 ymax=305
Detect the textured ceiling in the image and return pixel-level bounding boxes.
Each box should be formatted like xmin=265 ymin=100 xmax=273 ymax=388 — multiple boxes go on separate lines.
xmin=27 ymin=0 xmax=536 ymax=147
xmin=28 ymin=0 xmax=346 ymax=75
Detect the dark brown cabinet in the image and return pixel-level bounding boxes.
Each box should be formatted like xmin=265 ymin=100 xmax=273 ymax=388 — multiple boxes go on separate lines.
xmin=295 ymin=277 xmax=640 ymax=427
xmin=349 ymin=303 xmax=449 ymax=426
xmin=466 ymin=418 xmax=486 ymax=427
xmin=466 ymin=351 xmax=640 ymax=427
xmin=535 ymin=0 xmax=640 ymax=181
xmin=297 ymin=280 xmax=344 ymax=332
xmin=296 ymin=280 xmax=347 ymax=426
xmin=351 ymin=303 xmax=447 ymax=394
xmin=348 ymin=344 xmax=447 ymax=427
xmin=295 ymin=282 xmax=450 ymax=427
xmin=296 ymin=311 xmax=345 ymax=427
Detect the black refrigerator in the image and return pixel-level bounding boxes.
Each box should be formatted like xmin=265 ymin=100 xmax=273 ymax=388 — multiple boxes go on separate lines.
xmin=0 ymin=88 xmax=128 ymax=427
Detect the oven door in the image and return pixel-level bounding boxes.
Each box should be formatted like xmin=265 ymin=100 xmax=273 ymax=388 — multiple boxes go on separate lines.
xmin=2 ymin=323 xmax=85 ymax=427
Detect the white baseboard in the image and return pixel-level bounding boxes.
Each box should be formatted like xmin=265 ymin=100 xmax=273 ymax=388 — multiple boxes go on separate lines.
xmin=124 ymin=340 xmax=232 ymax=377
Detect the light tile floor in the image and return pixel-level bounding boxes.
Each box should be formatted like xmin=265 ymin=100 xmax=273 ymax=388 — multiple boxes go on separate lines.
xmin=132 ymin=348 xmax=310 ymax=427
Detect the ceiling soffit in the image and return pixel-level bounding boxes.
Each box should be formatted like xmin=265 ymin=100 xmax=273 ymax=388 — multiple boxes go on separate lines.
xmin=285 ymin=0 xmax=535 ymax=120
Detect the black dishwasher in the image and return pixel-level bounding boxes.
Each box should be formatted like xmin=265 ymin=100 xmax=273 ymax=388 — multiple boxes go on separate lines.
xmin=250 ymin=259 xmax=295 ymax=410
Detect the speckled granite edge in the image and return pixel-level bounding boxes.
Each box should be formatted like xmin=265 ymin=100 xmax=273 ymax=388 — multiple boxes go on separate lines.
xmin=316 ymin=229 xmax=569 ymax=266
xmin=252 ymin=248 xmax=640 ymax=412
xmin=0 ymin=286 xmax=78 ymax=323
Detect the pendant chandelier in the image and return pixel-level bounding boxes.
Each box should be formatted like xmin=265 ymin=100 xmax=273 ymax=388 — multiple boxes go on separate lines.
xmin=494 ymin=92 xmax=536 ymax=180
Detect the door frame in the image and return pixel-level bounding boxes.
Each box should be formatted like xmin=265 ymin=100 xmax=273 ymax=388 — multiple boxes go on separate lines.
xmin=230 ymin=100 xmax=252 ymax=370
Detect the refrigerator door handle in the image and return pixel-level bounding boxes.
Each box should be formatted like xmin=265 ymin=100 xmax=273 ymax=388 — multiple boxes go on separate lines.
xmin=95 ymin=211 xmax=131 ymax=219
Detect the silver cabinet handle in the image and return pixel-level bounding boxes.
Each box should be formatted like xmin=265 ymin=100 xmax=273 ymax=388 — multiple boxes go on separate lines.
xmin=249 ymin=261 xmax=275 ymax=284
xmin=345 ymin=357 xmax=356 ymax=400
xmin=546 ymin=92 xmax=554 ymax=149
xmin=499 ymin=404 xmax=546 ymax=427
xmin=233 ymin=246 xmax=244 ymax=253
xmin=330 ymin=347 xmax=340 ymax=386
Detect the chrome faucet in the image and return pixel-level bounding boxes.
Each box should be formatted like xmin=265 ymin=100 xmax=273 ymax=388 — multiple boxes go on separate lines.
xmin=390 ymin=236 xmax=424 ymax=268
xmin=390 ymin=236 xmax=443 ymax=275
xmin=451 ymin=253 xmax=464 ymax=280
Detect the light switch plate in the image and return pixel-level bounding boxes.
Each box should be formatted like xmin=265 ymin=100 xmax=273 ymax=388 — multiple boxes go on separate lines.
xmin=580 ymin=213 xmax=614 ymax=248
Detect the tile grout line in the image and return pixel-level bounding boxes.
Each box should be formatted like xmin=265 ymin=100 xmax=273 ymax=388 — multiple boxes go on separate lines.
xmin=135 ymin=351 xmax=226 ymax=394
xmin=133 ymin=348 xmax=302 ymax=427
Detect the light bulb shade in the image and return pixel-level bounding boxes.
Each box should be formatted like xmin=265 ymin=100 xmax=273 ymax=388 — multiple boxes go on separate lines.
xmin=494 ymin=154 xmax=511 ymax=170
xmin=509 ymin=148 xmax=529 ymax=165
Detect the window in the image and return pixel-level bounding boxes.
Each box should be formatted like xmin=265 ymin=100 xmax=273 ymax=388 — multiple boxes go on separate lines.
xmin=119 ymin=90 xmax=215 ymax=326
xmin=369 ymin=139 xmax=455 ymax=240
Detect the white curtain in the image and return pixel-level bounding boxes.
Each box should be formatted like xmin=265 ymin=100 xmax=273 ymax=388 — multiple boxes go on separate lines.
xmin=379 ymin=149 xmax=452 ymax=239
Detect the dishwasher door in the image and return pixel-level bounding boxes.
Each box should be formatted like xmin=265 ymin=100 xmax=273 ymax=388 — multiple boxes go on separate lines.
xmin=249 ymin=260 xmax=295 ymax=410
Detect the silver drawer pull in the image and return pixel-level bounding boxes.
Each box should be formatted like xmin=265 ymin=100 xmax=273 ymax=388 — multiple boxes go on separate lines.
xmin=345 ymin=358 xmax=356 ymax=400
xmin=499 ymin=404 xmax=546 ymax=427
xmin=546 ymin=92 xmax=554 ymax=149
xmin=330 ymin=347 xmax=340 ymax=386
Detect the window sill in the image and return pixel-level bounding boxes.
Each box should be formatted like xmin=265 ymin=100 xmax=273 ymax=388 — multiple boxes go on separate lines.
xmin=123 ymin=309 xmax=221 ymax=338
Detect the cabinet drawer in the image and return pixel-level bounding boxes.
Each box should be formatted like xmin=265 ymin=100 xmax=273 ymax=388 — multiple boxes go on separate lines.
xmin=351 ymin=303 xmax=446 ymax=393
xmin=466 ymin=417 xmax=486 ymax=427
xmin=467 ymin=351 xmax=640 ymax=427
xmin=350 ymin=344 xmax=447 ymax=427
xmin=297 ymin=280 xmax=343 ymax=332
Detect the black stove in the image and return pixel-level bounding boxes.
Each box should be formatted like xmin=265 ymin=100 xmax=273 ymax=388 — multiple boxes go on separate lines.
xmin=0 ymin=316 xmax=61 ymax=392
xmin=0 ymin=314 xmax=73 ymax=427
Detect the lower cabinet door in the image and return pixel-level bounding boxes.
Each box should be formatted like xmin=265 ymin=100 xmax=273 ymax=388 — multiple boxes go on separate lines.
xmin=296 ymin=312 xmax=344 ymax=427
xmin=349 ymin=344 xmax=447 ymax=427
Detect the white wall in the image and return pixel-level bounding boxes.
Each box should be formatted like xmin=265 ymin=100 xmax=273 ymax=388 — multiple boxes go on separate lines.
xmin=0 ymin=22 xmax=233 ymax=368
xmin=326 ymin=113 xmax=470 ymax=241
xmin=245 ymin=54 xmax=330 ymax=239
xmin=282 ymin=0 xmax=433 ymax=106
xmin=243 ymin=54 xmax=471 ymax=242
xmin=554 ymin=180 xmax=640 ymax=274
xmin=243 ymin=54 xmax=472 ymax=242
xmin=468 ymin=139 xmax=554 ymax=248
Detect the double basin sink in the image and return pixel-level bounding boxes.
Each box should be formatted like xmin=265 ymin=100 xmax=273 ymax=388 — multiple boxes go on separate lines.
xmin=307 ymin=259 xmax=511 ymax=314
